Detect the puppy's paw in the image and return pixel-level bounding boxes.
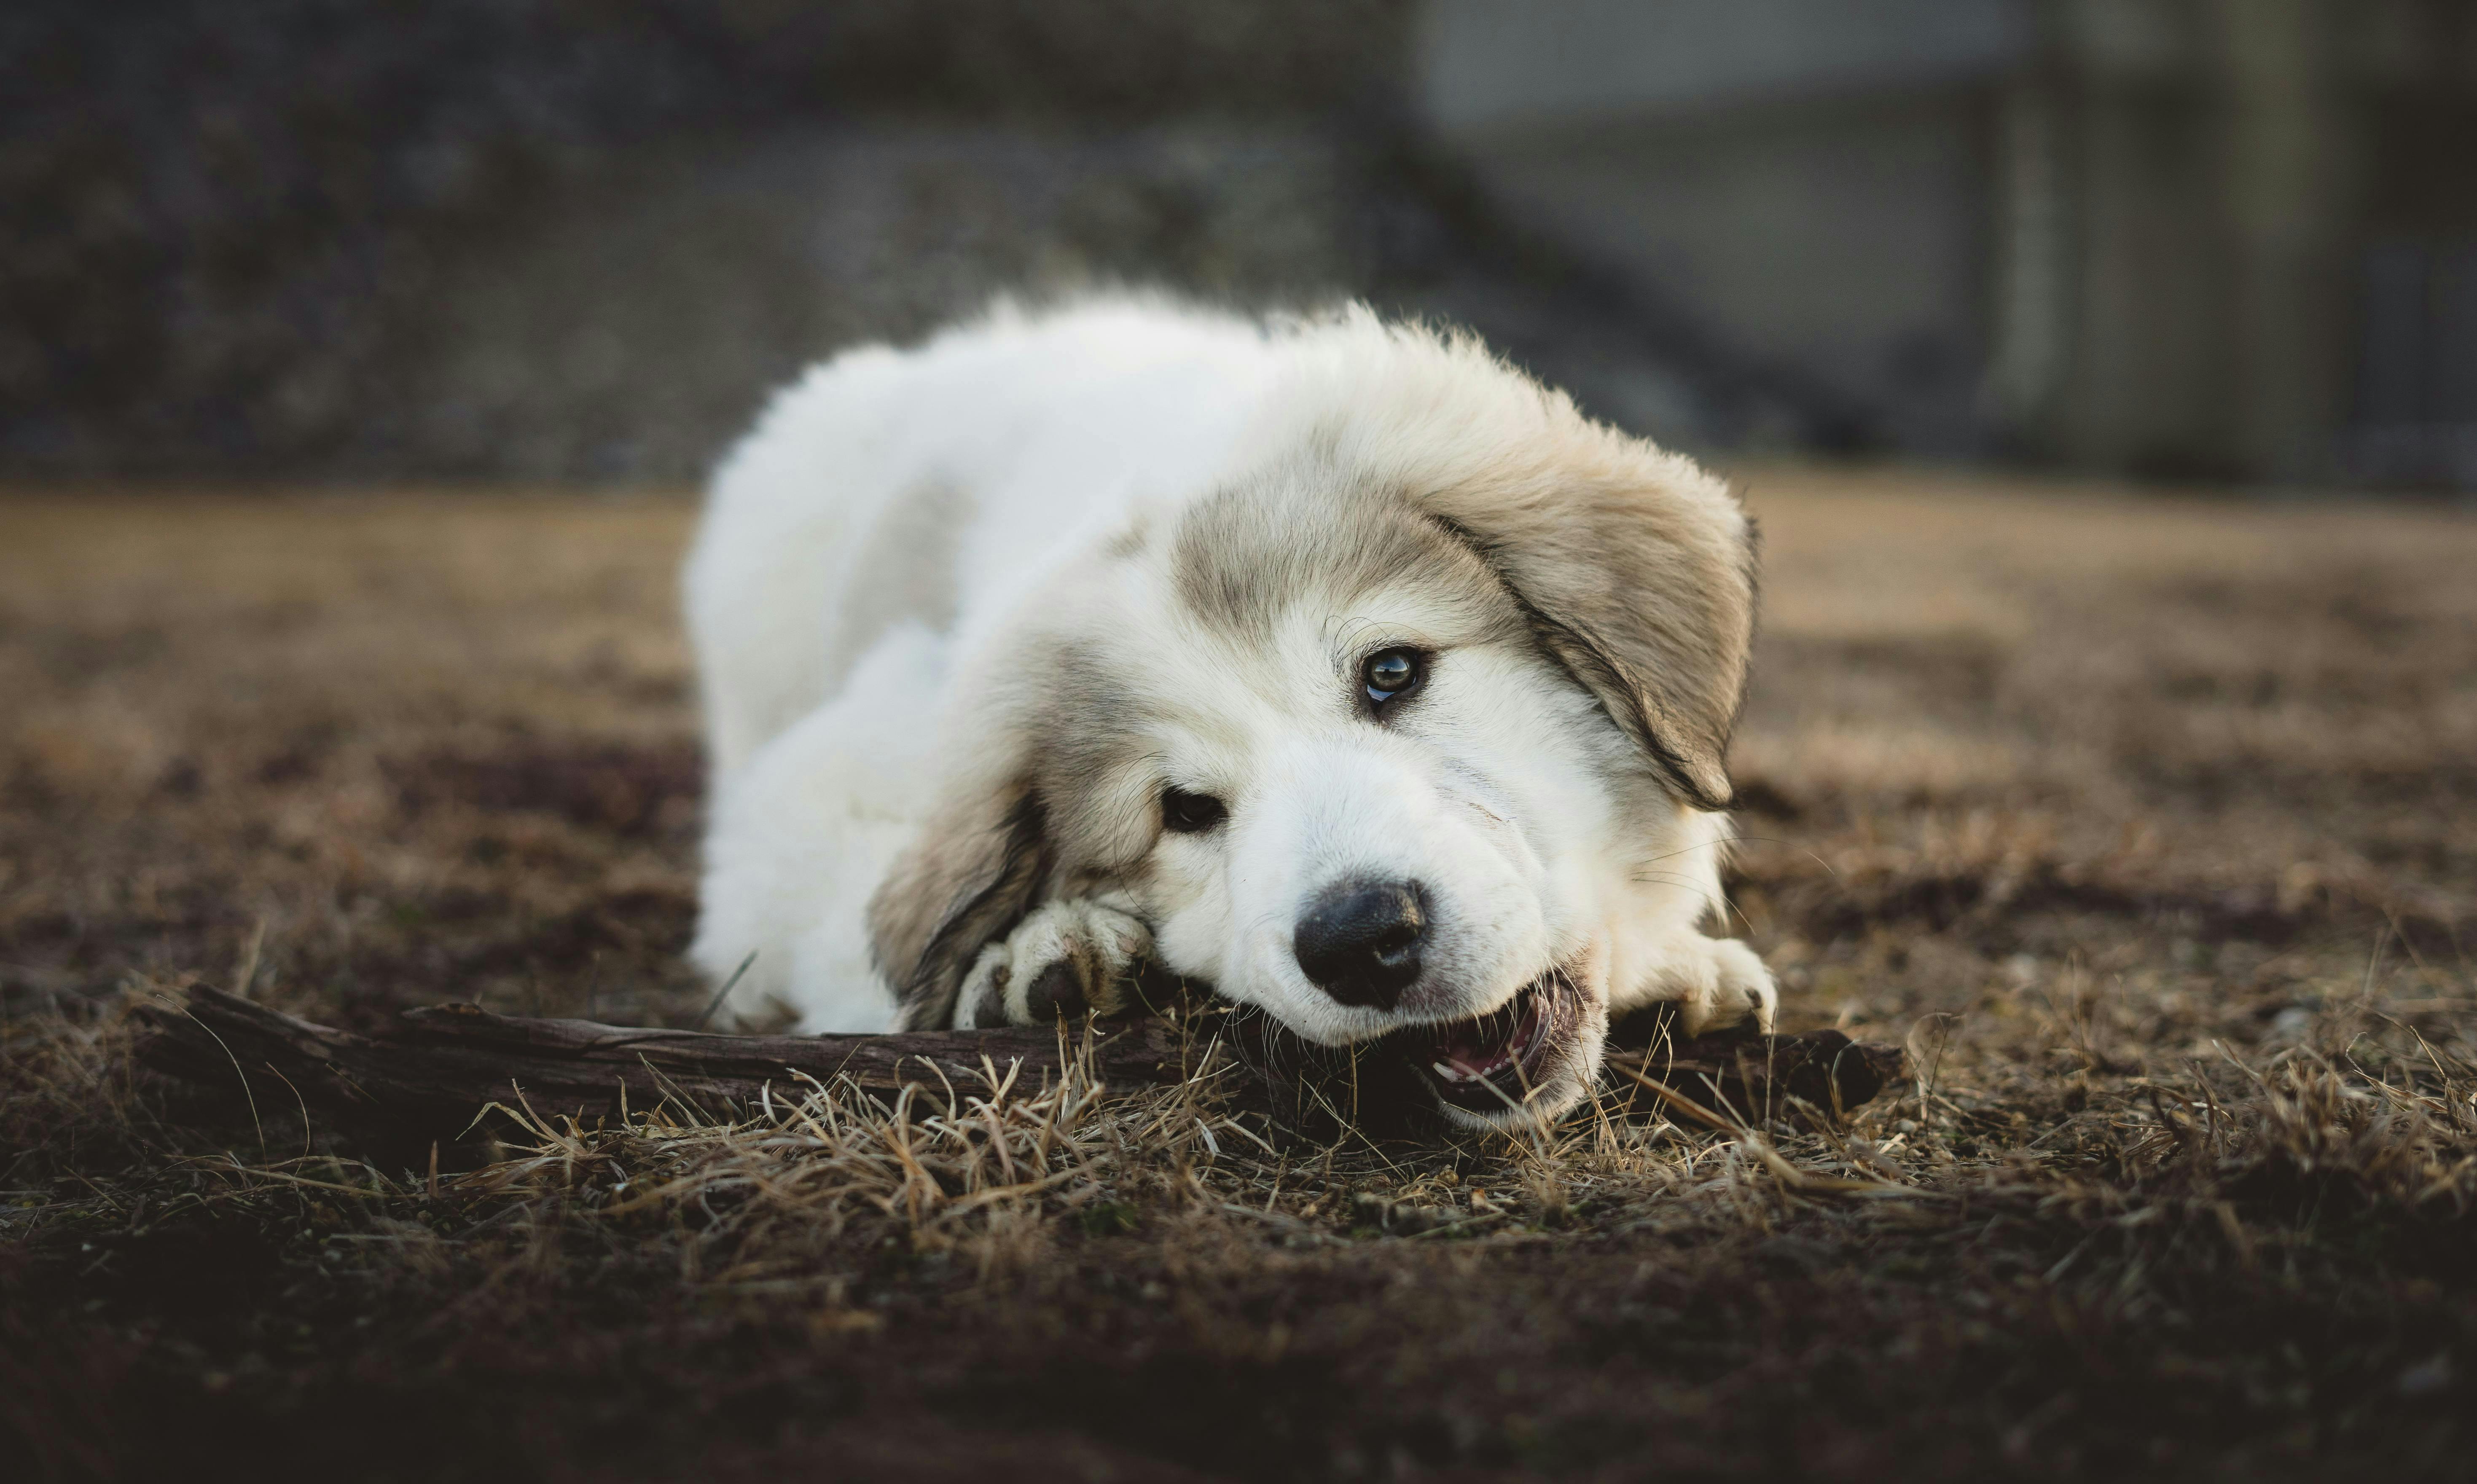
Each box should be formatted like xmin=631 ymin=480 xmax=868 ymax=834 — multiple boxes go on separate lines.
xmin=1661 ymin=936 xmax=1780 ymax=1036
xmin=955 ymin=897 xmax=1152 ymax=1029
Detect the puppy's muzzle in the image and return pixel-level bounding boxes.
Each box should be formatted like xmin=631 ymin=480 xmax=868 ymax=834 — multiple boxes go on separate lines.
xmin=1293 ymin=878 xmax=1427 ymax=1010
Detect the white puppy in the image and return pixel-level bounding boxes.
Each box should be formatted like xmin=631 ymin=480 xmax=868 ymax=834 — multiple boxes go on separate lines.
xmin=686 ymin=295 xmax=1775 ymax=1130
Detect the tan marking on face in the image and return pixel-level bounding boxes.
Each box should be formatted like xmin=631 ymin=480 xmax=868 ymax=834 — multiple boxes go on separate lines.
xmin=1167 ymin=468 xmax=1523 ymax=653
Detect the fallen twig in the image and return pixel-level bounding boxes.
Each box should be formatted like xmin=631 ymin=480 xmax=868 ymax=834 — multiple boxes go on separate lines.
xmin=135 ymin=985 xmax=1905 ymax=1140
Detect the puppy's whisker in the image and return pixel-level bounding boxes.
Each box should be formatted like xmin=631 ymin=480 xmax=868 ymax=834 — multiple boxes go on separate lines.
xmin=1723 ymin=836 xmax=1842 ymax=876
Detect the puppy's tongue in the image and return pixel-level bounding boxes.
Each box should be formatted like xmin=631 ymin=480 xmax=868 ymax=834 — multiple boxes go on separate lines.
xmin=1429 ymin=998 xmax=1541 ymax=1081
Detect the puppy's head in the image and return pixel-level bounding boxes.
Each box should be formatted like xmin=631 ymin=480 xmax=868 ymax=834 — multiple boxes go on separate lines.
xmin=871 ymin=320 xmax=1755 ymax=1132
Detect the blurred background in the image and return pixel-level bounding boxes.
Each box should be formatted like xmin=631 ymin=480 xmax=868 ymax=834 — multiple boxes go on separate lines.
xmin=8 ymin=0 xmax=2476 ymax=490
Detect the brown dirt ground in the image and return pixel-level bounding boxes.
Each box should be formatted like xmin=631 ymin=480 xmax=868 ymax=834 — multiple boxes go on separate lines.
xmin=3 ymin=471 xmax=2473 ymax=1482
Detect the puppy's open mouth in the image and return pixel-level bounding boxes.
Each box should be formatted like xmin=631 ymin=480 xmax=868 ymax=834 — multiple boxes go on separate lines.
xmin=1222 ymin=965 xmax=1599 ymax=1137
xmin=1402 ymin=971 xmax=1581 ymax=1115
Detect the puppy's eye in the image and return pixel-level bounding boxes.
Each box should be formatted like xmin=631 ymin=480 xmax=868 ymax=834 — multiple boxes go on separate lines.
xmin=1362 ymin=647 xmax=1425 ymax=706
xmin=1161 ymin=785 xmax=1226 ymax=834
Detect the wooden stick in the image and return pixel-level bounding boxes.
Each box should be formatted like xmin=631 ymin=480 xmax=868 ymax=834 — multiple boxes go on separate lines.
xmin=133 ymin=985 xmax=1902 ymax=1138
xmin=1603 ymin=1025 xmax=1908 ymax=1130
xmin=134 ymin=987 xmax=1210 ymax=1132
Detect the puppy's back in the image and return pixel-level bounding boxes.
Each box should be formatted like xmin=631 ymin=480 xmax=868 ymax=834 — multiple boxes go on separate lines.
xmin=686 ymin=295 xmax=1276 ymax=777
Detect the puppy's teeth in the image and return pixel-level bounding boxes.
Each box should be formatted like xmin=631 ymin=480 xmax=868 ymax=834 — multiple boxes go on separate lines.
xmin=1432 ymin=1062 xmax=1465 ymax=1082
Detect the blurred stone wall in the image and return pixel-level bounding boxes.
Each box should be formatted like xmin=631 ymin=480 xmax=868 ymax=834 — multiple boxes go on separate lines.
xmin=0 ymin=0 xmax=1425 ymax=480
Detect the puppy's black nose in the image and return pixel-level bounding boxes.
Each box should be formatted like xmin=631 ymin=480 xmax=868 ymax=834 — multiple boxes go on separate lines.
xmin=1294 ymin=879 xmax=1426 ymax=1010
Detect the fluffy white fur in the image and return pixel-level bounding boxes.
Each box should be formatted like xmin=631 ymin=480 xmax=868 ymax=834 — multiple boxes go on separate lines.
xmin=686 ymin=295 xmax=1774 ymax=1127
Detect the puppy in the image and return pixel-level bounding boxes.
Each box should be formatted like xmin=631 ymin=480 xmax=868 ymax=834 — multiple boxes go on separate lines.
xmin=686 ymin=295 xmax=1775 ymax=1131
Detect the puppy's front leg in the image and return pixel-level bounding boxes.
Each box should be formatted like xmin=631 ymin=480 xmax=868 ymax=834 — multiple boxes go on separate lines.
xmin=1622 ymin=934 xmax=1779 ymax=1036
xmin=954 ymin=896 xmax=1152 ymax=1029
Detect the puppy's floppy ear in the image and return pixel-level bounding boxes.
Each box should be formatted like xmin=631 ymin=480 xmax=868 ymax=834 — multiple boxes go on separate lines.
xmin=868 ymin=779 xmax=1052 ymax=1030
xmin=1423 ymin=463 xmax=1756 ymax=811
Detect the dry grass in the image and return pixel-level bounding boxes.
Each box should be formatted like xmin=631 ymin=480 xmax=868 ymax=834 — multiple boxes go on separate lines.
xmin=3 ymin=472 xmax=2474 ymax=1481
